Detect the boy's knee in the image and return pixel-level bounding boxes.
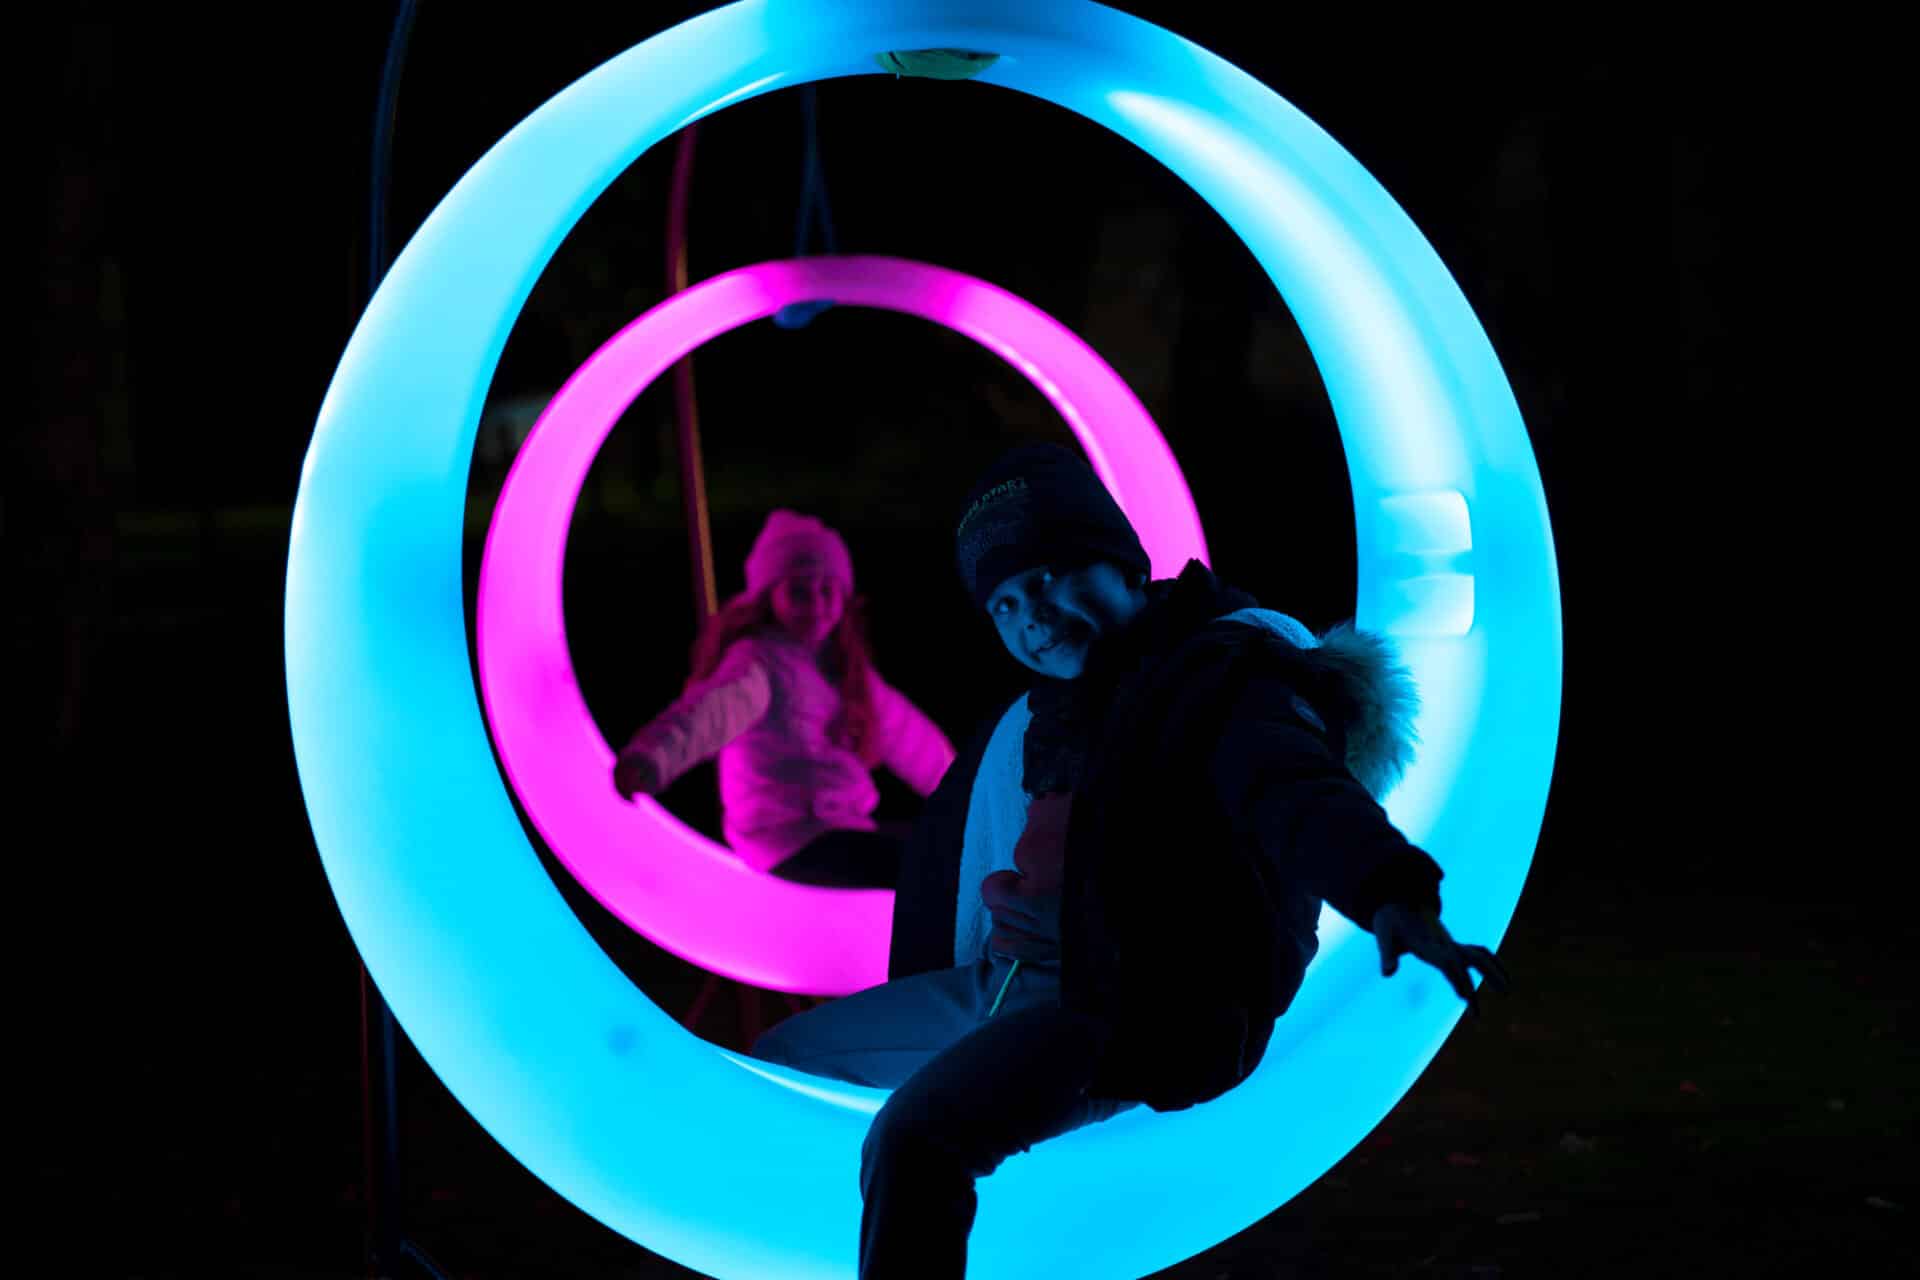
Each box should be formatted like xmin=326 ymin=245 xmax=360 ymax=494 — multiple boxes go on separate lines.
xmin=862 ymin=1092 xmax=989 ymax=1190
xmin=860 ymin=1097 xmax=926 ymax=1187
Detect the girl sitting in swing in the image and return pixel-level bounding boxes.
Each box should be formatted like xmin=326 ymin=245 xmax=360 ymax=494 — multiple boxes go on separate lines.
xmin=613 ymin=509 xmax=956 ymax=889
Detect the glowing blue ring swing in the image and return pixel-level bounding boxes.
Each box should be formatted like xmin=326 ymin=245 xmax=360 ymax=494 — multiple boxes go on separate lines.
xmin=284 ymin=3 xmax=1561 ymax=1278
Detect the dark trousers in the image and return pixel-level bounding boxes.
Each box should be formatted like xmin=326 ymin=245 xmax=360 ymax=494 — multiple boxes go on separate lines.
xmin=769 ymin=823 xmax=911 ymax=889
xmin=750 ymin=958 xmax=1137 ymax=1279
xmin=858 ymin=999 xmax=1126 ymax=1278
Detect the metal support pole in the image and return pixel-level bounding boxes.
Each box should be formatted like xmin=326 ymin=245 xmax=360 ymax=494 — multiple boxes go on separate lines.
xmin=353 ymin=4 xmax=449 ymax=1276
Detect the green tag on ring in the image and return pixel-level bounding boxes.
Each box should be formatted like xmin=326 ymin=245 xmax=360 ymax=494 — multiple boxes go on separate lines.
xmin=875 ymin=48 xmax=1001 ymax=80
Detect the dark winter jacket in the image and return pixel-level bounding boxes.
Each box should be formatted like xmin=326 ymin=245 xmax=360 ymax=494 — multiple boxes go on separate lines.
xmin=889 ymin=561 xmax=1443 ymax=1112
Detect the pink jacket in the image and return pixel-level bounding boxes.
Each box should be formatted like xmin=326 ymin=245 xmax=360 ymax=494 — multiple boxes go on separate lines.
xmin=622 ymin=631 xmax=956 ymax=871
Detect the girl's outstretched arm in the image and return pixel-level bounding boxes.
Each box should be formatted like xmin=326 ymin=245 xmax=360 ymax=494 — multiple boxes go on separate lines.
xmin=868 ymin=669 xmax=957 ymax=797
xmin=616 ymin=642 xmax=771 ymax=797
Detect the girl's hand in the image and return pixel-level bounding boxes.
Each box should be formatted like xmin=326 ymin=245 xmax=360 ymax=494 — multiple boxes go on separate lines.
xmin=613 ymin=751 xmax=663 ymax=801
xmin=1371 ymin=903 xmax=1510 ymax=1018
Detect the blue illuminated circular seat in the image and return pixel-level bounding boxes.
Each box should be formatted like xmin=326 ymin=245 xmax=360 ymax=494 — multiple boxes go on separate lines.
xmin=285 ymin=4 xmax=1560 ymax=1277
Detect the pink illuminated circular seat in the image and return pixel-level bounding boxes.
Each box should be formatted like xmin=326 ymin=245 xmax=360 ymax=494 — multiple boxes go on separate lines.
xmin=476 ymin=254 xmax=1207 ymax=995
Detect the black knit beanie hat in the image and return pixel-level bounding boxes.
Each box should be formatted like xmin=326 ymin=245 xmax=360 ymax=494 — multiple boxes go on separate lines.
xmin=954 ymin=443 xmax=1151 ymax=607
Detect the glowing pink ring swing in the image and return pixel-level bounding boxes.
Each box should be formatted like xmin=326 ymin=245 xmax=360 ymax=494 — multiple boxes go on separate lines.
xmin=477 ymin=255 xmax=1207 ymax=994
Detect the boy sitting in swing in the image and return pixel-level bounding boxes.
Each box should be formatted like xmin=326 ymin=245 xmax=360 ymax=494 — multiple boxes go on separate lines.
xmin=751 ymin=442 xmax=1508 ymax=1279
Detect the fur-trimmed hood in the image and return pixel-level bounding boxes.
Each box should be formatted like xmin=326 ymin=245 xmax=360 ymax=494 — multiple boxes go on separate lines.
xmin=1294 ymin=621 xmax=1420 ymax=804
xmin=1024 ymin=561 xmax=1420 ymax=806
xmin=1134 ymin=562 xmax=1418 ymax=804
xmin=1121 ymin=559 xmax=1417 ymax=804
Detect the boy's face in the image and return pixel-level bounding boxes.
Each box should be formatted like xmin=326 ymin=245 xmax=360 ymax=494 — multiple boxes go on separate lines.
xmin=985 ymin=560 xmax=1142 ymax=679
xmin=771 ymin=571 xmax=847 ymax=649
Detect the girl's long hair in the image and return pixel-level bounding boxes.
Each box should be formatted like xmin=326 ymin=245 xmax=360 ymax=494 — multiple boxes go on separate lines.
xmin=686 ymin=587 xmax=881 ymax=766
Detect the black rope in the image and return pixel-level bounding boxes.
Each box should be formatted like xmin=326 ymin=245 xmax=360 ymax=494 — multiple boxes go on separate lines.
xmin=368 ymin=0 xmax=420 ymax=297
xmin=358 ymin=7 xmax=451 ymax=1280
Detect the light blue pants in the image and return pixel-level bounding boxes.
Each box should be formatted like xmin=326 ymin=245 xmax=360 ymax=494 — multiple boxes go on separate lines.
xmin=752 ymin=955 xmax=1071 ymax=1087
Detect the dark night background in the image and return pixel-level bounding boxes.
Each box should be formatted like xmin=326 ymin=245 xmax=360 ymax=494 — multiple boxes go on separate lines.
xmin=18 ymin=4 xmax=1899 ymax=1278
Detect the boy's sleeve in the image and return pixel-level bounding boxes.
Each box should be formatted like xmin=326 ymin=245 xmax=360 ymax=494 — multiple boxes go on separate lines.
xmin=621 ymin=642 xmax=771 ymax=789
xmin=1211 ymin=673 xmax=1442 ymax=929
xmin=869 ymin=667 xmax=957 ymax=797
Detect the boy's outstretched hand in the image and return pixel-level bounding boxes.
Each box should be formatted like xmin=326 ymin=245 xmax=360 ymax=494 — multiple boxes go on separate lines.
xmin=1371 ymin=904 xmax=1510 ymax=1017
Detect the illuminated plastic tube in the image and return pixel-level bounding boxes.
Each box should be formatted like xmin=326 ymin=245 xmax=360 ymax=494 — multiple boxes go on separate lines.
xmin=285 ymin=3 xmax=1561 ymax=1278
xmin=476 ymin=255 xmax=1203 ymax=996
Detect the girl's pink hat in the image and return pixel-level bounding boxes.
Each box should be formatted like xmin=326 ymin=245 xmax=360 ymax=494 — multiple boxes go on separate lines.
xmin=744 ymin=510 xmax=854 ymax=596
